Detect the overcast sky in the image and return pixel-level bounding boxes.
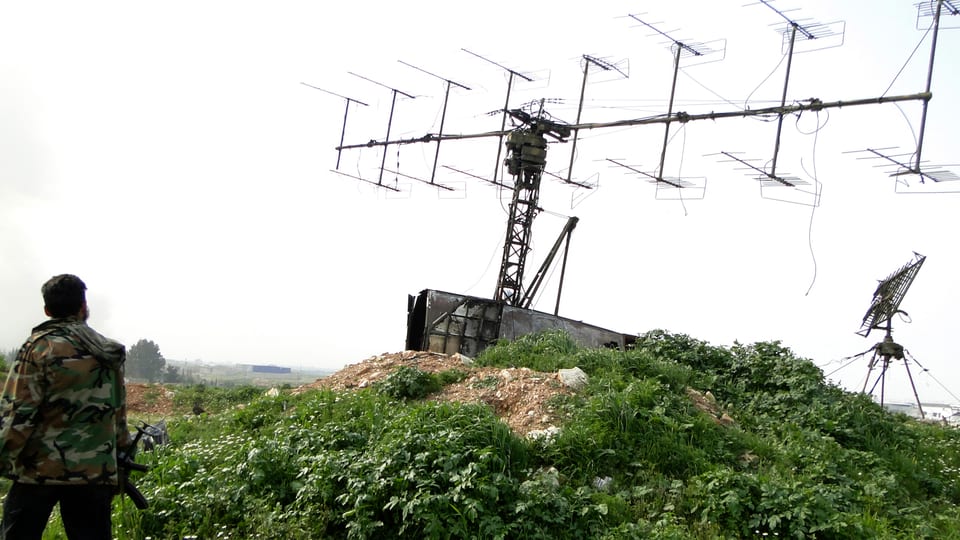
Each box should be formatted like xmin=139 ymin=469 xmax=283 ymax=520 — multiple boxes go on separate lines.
xmin=2 ymin=1 xmax=957 ymax=404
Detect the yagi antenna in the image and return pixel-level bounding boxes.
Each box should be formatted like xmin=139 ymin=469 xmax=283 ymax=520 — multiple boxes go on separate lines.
xmin=749 ymin=0 xmax=847 ymax=53
xmin=623 ymin=14 xmax=726 ymax=196
xmin=441 ymin=164 xmax=511 ymax=190
xmin=300 ymin=82 xmax=369 ymax=171
xmin=348 ymin=71 xmax=417 ymax=188
xmin=851 ymin=0 xmax=959 ymax=192
xmin=917 ymin=0 xmax=960 ymax=30
xmin=462 ymin=49 xmax=536 ymax=186
xmin=707 ymin=151 xmax=822 ymax=207
xmin=844 ymin=147 xmax=960 ymax=193
xmin=397 ymin=60 xmax=471 ymax=187
xmin=604 ymin=158 xmax=706 ymax=200
xmin=715 ymin=3 xmax=843 ymax=203
xmin=758 ymin=1 xmax=843 ymax=164
xmin=565 ymin=55 xmax=628 ymax=186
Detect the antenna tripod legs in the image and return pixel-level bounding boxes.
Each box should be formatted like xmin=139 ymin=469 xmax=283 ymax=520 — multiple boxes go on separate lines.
xmin=903 ymin=353 xmax=926 ymax=420
xmin=862 ymin=340 xmax=926 ymax=420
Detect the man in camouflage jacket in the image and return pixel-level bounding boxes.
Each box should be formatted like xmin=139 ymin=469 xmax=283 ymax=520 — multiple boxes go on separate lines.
xmin=0 ymin=274 xmax=131 ymax=540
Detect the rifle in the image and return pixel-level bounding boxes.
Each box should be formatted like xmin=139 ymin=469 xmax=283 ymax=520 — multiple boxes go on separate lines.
xmin=117 ymin=422 xmax=152 ymax=510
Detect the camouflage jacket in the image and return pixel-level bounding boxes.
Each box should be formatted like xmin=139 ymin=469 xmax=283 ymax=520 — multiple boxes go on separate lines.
xmin=0 ymin=317 xmax=131 ymax=485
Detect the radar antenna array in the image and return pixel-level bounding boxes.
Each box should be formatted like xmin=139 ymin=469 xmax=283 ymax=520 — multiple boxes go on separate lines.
xmin=304 ymin=1 xmax=956 ymax=316
xmin=855 ymin=253 xmax=927 ymax=416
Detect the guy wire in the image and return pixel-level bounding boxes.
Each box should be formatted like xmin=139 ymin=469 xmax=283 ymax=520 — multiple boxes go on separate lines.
xmin=743 ymin=53 xmax=787 ymax=121
xmin=907 ymin=349 xmax=960 ymax=404
xmin=824 ymin=350 xmax=871 ymax=379
xmin=881 ymin=9 xmax=935 ymax=98
xmin=681 ymin=68 xmax=745 ymax=111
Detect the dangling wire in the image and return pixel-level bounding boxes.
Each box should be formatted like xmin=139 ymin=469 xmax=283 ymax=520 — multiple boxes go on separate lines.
xmin=676 ymin=124 xmax=689 ymax=217
xmin=743 ymin=53 xmax=787 ymax=122
xmin=796 ymin=109 xmax=826 ymax=296
xmin=465 ymin=236 xmax=503 ymax=296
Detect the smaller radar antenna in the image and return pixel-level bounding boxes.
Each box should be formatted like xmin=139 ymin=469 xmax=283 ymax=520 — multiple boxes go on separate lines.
xmin=855 ymin=252 xmax=927 ymax=416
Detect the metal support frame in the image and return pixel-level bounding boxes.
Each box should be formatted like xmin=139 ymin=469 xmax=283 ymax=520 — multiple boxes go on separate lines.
xmin=519 ymin=216 xmax=579 ymax=312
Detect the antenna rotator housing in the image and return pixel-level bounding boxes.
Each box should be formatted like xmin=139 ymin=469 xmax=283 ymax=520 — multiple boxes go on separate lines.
xmin=504 ymin=131 xmax=548 ymax=177
xmin=878 ymin=336 xmax=904 ymax=360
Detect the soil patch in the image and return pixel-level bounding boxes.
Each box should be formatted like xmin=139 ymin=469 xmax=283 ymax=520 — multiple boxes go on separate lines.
xmin=126 ymin=383 xmax=176 ymax=416
xmin=293 ymin=350 xmax=574 ymax=436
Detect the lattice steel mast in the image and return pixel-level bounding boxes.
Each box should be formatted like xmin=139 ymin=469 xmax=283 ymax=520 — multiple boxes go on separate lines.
xmin=494 ymin=106 xmax=572 ymax=305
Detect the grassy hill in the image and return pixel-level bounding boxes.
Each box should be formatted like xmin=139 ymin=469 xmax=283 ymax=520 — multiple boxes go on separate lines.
xmin=113 ymin=329 xmax=960 ymax=539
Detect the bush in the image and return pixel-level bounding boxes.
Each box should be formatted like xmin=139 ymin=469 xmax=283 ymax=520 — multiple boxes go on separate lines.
xmin=375 ymin=365 xmax=441 ymax=400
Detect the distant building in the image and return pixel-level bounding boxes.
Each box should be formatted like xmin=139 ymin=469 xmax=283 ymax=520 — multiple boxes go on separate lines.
xmin=883 ymin=401 xmax=960 ymax=424
xmin=237 ymin=364 xmax=292 ymax=374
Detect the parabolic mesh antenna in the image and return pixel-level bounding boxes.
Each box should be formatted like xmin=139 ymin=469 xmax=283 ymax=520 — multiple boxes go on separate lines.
xmin=858 ymin=252 xmax=926 ymax=338
xmin=855 ymin=252 xmax=927 ymax=415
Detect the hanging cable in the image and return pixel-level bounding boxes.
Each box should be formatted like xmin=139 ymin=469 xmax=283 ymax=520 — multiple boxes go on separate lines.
xmin=464 ymin=236 xmax=504 ymax=296
xmin=796 ymin=109 xmax=826 ymax=296
xmin=743 ymin=53 xmax=787 ymax=118
xmin=676 ymin=124 xmax=689 ymax=216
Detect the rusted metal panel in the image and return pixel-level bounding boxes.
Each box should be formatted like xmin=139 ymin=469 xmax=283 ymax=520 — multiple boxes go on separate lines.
xmin=500 ymin=305 xmax=630 ymax=350
xmin=406 ymin=289 xmax=634 ymax=356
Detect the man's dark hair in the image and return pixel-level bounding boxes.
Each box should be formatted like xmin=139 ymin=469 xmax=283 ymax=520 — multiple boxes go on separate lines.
xmin=41 ymin=274 xmax=87 ymax=318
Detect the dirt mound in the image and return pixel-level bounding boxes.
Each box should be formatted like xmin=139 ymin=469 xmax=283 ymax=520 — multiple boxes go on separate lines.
xmin=126 ymin=383 xmax=176 ymax=416
xmin=294 ymin=350 xmax=574 ymax=436
xmin=124 ymin=351 xmax=577 ymax=436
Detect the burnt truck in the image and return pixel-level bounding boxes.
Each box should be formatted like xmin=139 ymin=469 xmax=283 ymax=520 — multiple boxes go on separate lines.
xmin=405 ymin=289 xmax=636 ymax=357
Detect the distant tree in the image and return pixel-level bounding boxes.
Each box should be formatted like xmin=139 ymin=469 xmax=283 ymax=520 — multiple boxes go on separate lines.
xmin=163 ymin=364 xmax=184 ymax=384
xmin=127 ymin=339 xmax=166 ymax=383
xmin=1 ymin=348 xmax=18 ymax=372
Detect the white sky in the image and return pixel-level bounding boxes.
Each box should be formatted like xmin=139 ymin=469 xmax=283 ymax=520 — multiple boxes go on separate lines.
xmin=2 ymin=1 xmax=958 ymax=404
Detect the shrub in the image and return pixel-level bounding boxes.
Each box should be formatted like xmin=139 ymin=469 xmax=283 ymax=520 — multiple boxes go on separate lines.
xmin=376 ymin=365 xmax=441 ymax=400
